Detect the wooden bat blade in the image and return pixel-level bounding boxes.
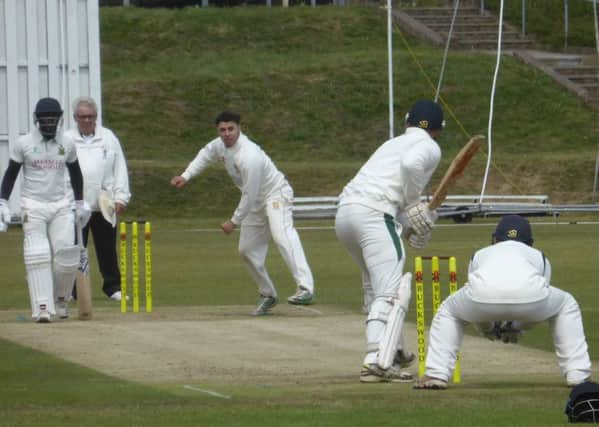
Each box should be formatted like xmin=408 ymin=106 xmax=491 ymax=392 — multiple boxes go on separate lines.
xmin=429 ymin=135 xmax=484 ymax=210
xmin=76 ymin=271 xmax=93 ymax=320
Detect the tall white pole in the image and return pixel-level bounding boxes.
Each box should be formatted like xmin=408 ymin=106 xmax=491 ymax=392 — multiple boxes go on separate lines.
xmin=593 ymin=0 xmax=599 ymax=55
xmin=479 ymin=0 xmax=504 ymax=204
xmin=593 ymin=150 xmax=599 ymax=203
xmin=435 ymin=0 xmax=460 ymax=102
xmin=387 ymin=0 xmax=394 ymax=139
xmin=564 ymin=0 xmax=569 ymax=49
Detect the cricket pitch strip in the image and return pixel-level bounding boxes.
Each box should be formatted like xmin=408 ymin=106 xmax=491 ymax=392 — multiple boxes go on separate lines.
xmin=0 ymin=305 xmax=575 ymax=386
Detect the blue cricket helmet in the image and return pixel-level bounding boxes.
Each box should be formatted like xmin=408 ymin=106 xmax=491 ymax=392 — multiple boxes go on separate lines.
xmin=406 ymin=99 xmax=444 ymax=131
xmin=493 ymin=215 xmax=534 ymax=246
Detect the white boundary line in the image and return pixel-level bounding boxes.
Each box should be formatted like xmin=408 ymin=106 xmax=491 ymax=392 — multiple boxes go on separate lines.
xmin=183 ymin=385 xmax=231 ymax=400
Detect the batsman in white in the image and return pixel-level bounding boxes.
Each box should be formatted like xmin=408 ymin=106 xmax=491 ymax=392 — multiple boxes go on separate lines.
xmin=335 ymin=99 xmax=444 ymax=382
xmin=0 ymin=97 xmax=91 ymax=323
xmin=170 ymin=111 xmax=314 ymax=315
xmin=414 ymin=215 xmax=592 ymax=390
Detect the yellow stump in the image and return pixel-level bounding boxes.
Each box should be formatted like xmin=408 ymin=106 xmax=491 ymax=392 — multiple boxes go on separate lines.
xmin=414 ymin=256 xmax=426 ymax=378
xmin=119 ymin=222 xmax=127 ymax=313
xmin=414 ymin=255 xmax=461 ymax=383
xmin=431 ymin=256 xmax=441 ymax=315
xmin=144 ymin=222 xmax=153 ymax=313
xmin=449 ymin=256 xmax=461 ymax=383
xmin=132 ymin=222 xmax=139 ymax=313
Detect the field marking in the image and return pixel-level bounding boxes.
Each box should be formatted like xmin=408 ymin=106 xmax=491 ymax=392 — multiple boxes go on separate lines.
xmin=290 ymin=305 xmax=324 ymax=315
xmin=183 ymin=385 xmax=231 ymax=400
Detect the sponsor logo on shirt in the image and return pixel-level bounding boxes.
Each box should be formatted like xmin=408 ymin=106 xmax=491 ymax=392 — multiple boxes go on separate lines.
xmin=33 ymin=159 xmax=64 ymax=170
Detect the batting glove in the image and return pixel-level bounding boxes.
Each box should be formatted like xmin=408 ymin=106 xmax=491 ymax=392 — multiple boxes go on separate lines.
xmin=405 ymin=202 xmax=438 ymax=236
xmin=0 ymin=198 xmax=10 ymax=231
xmin=75 ymin=200 xmax=92 ymax=228
xmin=408 ymin=230 xmax=431 ymax=249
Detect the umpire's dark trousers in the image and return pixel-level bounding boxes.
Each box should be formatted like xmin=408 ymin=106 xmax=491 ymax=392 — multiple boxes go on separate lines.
xmin=83 ymin=211 xmax=121 ymax=297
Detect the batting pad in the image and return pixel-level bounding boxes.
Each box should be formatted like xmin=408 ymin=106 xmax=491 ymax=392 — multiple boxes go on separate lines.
xmin=377 ymin=273 xmax=412 ymax=370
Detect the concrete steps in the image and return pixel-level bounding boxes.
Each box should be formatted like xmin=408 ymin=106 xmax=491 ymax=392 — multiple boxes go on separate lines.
xmin=394 ymin=6 xmax=596 ymax=109
xmin=514 ymin=51 xmax=599 ymax=110
xmin=396 ymin=6 xmax=533 ymax=51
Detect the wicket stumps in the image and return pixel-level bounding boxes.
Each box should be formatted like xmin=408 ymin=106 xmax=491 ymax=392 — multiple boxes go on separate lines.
xmin=119 ymin=221 xmax=153 ymax=313
xmin=414 ymin=255 xmax=460 ymax=383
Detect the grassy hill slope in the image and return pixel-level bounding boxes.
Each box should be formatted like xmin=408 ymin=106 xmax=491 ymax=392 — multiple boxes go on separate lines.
xmin=99 ymin=5 xmax=598 ymax=219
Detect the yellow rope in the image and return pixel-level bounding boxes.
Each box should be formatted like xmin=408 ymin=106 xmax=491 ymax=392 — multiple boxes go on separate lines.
xmin=394 ymin=21 xmax=526 ymax=195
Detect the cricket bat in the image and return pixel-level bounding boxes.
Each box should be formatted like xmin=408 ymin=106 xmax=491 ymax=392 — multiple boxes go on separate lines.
xmin=428 ymin=135 xmax=484 ymax=210
xmin=75 ymin=221 xmax=93 ymax=320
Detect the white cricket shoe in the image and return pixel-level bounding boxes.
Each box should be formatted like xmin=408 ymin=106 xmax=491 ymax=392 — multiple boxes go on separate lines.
xmin=360 ymin=363 xmax=414 ymax=383
xmin=109 ymin=291 xmax=129 ymax=302
xmin=35 ymin=309 xmax=52 ymax=324
xmin=287 ymin=287 xmax=313 ymax=305
xmin=56 ymin=298 xmax=69 ymax=319
xmin=253 ymin=295 xmax=278 ymax=316
xmin=413 ymin=376 xmax=448 ymax=390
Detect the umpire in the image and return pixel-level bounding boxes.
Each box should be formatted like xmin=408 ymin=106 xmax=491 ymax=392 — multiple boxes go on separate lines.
xmin=66 ymin=97 xmax=131 ymax=301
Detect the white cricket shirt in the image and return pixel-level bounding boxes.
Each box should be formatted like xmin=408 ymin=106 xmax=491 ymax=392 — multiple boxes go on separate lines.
xmin=10 ymin=129 xmax=77 ymax=202
xmin=338 ymin=127 xmax=441 ymax=217
xmin=181 ymin=133 xmax=287 ymax=225
xmin=465 ymin=240 xmax=551 ymax=304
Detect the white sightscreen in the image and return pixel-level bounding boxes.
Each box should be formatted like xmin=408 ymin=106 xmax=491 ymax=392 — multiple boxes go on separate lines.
xmin=0 ymin=0 xmax=101 ymax=219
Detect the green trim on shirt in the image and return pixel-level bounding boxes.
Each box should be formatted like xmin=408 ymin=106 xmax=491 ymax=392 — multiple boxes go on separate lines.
xmin=384 ymin=213 xmax=403 ymax=261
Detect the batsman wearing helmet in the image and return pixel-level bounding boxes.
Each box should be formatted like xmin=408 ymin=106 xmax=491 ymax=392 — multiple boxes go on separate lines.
xmin=414 ymin=215 xmax=592 ymax=390
xmin=335 ymin=99 xmax=444 ymax=383
xmin=0 ymin=97 xmax=91 ymax=323
xmin=171 ymin=111 xmax=314 ymax=315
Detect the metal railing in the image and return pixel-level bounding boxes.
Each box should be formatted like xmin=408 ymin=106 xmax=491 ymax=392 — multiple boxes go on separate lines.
xmin=292 ymin=194 xmax=599 ymax=221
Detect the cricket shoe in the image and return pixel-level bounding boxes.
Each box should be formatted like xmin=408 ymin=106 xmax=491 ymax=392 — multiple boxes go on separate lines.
xmin=109 ymin=291 xmax=129 ymax=302
xmin=287 ymin=286 xmax=313 ymax=305
xmin=56 ymin=298 xmax=69 ymax=319
xmin=413 ymin=376 xmax=448 ymax=390
xmin=360 ymin=363 xmax=414 ymax=383
xmin=253 ymin=295 xmax=278 ymax=316
xmin=35 ymin=309 xmax=52 ymax=324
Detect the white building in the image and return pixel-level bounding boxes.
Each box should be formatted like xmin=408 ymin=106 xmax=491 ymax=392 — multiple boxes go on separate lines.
xmin=0 ymin=0 xmax=101 ymax=220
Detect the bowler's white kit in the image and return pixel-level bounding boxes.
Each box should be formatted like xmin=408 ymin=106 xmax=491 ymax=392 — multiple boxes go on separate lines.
xmin=181 ymin=133 xmax=313 ymax=298
xmin=425 ymin=240 xmax=592 ymax=385
xmin=64 ymin=126 xmax=131 ymax=209
xmin=11 ymin=129 xmax=80 ymax=318
xmin=335 ymin=127 xmax=441 ymax=365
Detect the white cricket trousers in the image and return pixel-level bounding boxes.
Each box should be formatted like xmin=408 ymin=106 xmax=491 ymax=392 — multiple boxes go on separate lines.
xmin=21 ymin=197 xmax=76 ymax=317
xmin=425 ymin=286 xmax=592 ymax=384
xmin=335 ymin=203 xmax=407 ymax=365
xmin=238 ymin=185 xmax=313 ymax=298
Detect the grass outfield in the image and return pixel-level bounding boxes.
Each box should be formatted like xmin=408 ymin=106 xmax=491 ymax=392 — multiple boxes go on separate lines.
xmin=0 ymin=337 xmax=580 ymax=427
xmin=0 ymin=217 xmax=597 ymax=426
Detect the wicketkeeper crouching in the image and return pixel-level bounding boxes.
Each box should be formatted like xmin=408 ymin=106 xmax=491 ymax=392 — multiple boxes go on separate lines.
xmin=414 ymin=215 xmax=592 ymax=390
